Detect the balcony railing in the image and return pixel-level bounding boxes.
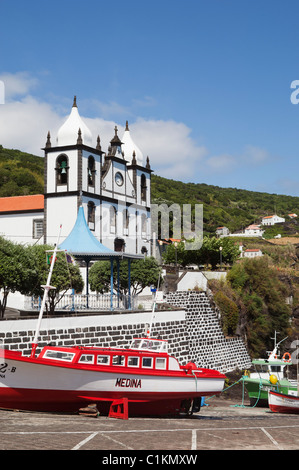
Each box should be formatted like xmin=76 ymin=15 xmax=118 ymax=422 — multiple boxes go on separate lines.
xmin=24 ymin=293 xmax=137 ymax=312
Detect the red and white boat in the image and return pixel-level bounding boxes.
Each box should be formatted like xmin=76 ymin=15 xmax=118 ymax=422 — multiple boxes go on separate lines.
xmin=0 ymin=337 xmax=225 ymax=418
xmin=0 ymin=226 xmax=225 ymax=418
xmin=269 ymin=390 xmax=299 ymax=414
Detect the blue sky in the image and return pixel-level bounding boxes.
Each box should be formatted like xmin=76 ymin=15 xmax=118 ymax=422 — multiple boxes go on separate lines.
xmin=0 ymin=0 xmax=299 ymax=197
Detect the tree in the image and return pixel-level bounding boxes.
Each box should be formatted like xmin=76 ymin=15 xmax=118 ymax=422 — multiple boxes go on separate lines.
xmin=89 ymin=257 xmax=161 ymax=296
xmin=162 ymin=236 xmax=239 ymax=269
xmin=29 ymin=245 xmax=84 ymax=314
xmin=0 ymin=237 xmax=38 ymax=318
xmin=227 ymin=256 xmax=292 ymax=356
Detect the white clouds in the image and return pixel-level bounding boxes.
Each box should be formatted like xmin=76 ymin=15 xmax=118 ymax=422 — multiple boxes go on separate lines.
xmin=206 ymin=154 xmax=236 ymax=171
xmin=242 ymin=145 xmax=270 ymax=164
xmin=130 ymin=119 xmax=207 ymax=178
xmin=204 ymin=144 xmax=270 ymax=174
xmin=0 ymin=72 xmax=39 ymax=101
xmin=0 ymin=71 xmax=276 ymax=188
xmin=0 ymin=72 xmax=208 ymax=180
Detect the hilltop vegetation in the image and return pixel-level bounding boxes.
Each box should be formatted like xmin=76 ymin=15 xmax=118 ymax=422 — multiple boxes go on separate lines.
xmin=1 ymin=146 xmax=299 ymax=237
xmin=151 ymin=175 xmax=299 ymax=236
xmin=0 ymin=146 xmax=44 ymax=197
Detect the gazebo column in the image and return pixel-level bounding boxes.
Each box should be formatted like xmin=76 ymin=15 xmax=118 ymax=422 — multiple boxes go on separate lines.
xmin=128 ymin=258 xmax=131 ymax=310
xmin=85 ymin=258 xmax=91 ymax=309
xmin=110 ymin=258 xmax=114 ymax=310
xmin=117 ymin=258 xmax=120 ymax=308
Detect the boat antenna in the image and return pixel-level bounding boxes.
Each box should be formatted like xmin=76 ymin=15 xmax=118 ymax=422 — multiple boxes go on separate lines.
xmin=30 ymin=225 xmax=62 ymax=358
xmin=269 ymin=331 xmax=288 ymax=359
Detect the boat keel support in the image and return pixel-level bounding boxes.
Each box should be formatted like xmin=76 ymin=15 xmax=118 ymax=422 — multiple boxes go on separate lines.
xmin=108 ymin=398 xmax=129 ymax=420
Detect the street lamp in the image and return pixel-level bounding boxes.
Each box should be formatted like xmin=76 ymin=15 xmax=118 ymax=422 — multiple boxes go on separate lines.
xmin=219 ymin=246 xmax=222 ymax=270
xmin=174 ymin=241 xmax=178 ymax=268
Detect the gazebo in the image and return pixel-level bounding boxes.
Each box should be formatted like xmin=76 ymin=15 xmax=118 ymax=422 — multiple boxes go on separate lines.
xmin=59 ymin=206 xmax=143 ymax=310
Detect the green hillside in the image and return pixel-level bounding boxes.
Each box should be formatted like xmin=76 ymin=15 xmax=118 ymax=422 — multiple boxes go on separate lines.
xmin=0 ymin=146 xmax=44 ymax=197
xmin=151 ymin=175 xmax=299 ymax=236
xmin=1 ymin=146 xmax=299 ymax=238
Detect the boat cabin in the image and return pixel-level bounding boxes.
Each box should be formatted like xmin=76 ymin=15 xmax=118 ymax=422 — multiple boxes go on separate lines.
xmin=129 ymin=337 xmax=168 ymax=353
xmin=38 ymin=338 xmax=182 ymax=372
xmin=251 ymin=358 xmax=291 ymax=381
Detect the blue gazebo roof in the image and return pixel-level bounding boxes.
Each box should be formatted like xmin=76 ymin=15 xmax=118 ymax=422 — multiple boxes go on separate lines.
xmin=59 ymin=206 xmax=142 ymax=260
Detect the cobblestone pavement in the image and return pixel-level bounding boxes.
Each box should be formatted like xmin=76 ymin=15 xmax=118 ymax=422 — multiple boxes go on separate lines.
xmin=0 ymin=397 xmax=298 ymax=454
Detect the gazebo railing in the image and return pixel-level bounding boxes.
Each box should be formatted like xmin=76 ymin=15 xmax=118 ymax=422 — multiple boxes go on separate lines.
xmin=24 ymin=293 xmax=137 ymax=312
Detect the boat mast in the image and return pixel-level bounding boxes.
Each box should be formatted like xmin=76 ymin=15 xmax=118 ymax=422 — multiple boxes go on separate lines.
xmin=30 ymin=225 xmax=62 ymax=358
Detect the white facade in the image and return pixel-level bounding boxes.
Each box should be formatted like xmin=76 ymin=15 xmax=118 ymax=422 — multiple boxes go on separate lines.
xmin=44 ymin=98 xmax=152 ymax=255
xmin=216 ymin=226 xmax=230 ymax=237
xmin=0 ymin=195 xmax=44 ymax=245
xmin=244 ymin=224 xmax=264 ymax=237
xmin=242 ymin=249 xmax=263 ymax=258
xmin=0 ymin=99 xmax=152 ymax=258
xmin=261 ymin=214 xmax=285 ymax=226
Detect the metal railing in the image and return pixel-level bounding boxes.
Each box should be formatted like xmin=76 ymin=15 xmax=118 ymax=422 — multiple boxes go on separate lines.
xmin=24 ymin=293 xmax=137 ymax=312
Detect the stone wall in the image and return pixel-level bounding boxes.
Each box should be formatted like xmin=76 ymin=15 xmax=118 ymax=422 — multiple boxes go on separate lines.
xmin=164 ymin=291 xmax=251 ymax=372
xmin=0 ymin=291 xmax=251 ymax=373
xmin=0 ymin=310 xmax=189 ymax=365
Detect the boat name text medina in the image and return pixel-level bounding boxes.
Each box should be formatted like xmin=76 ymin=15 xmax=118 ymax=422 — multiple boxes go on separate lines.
xmin=115 ymin=378 xmax=142 ymax=388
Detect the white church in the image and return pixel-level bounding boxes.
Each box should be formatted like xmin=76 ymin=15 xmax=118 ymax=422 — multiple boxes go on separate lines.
xmin=0 ymin=97 xmax=152 ymax=257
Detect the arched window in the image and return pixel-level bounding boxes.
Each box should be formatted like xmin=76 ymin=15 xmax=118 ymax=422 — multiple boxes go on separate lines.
xmin=110 ymin=206 xmax=117 ymax=234
xmin=87 ymin=201 xmax=95 ymax=230
xmin=141 ymin=246 xmax=148 ymax=256
xmin=56 ymin=154 xmax=68 ymax=186
xmin=114 ymin=238 xmax=125 ymax=252
xmin=141 ymin=174 xmax=146 ymax=202
xmin=123 ymin=209 xmax=129 ymax=235
xmin=88 ymin=156 xmax=95 ymax=187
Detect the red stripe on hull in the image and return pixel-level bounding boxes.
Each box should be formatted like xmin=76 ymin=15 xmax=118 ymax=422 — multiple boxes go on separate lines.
xmin=0 ymin=387 xmax=211 ymax=416
xmin=269 ymin=404 xmax=299 ymax=414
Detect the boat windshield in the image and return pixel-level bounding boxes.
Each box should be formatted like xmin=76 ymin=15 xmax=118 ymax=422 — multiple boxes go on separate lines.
xmin=255 ymin=364 xmax=269 ymax=373
xmin=130 ymin=338 xmax=168 ymax=353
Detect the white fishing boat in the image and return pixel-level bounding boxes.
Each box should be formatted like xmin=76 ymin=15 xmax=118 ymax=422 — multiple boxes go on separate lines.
xmin=269 ymin=390 xmax=299 ymax=414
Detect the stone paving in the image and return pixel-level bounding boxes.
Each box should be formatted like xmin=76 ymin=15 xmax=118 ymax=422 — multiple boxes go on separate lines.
xmin=0 ymin=397 xmax=298 ymax=453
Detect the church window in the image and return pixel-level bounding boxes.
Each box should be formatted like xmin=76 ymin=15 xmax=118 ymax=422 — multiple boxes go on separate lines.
xmin=88 ymin=156 xmax=95 ymax=187
xmin=33 ymin=219 xmax=44 ymax=239
xmin=141 ymin=174 xmax=146 ymax=202
xmin=141 ymin=246 xmax=148 ymax=256
xmin=114 ymin=237 xmax=125 ymax=252
xmin=87 ymin=201 xmax=95 ymax=230
xmin=123 ymin=209 xmax=129 ymax=235
xmin=110 ymin=206 xmax=117 ymax=234
xmin=141 ymin=213 xmax=147 ymax=235
xmin=56 ymin=155 xmax=68 ymax=186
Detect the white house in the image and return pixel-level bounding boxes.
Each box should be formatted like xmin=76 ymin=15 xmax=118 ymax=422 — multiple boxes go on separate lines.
xmin=243 ymin=248 xmax=263 ymax=258
xmin=244 ymin=224 xmax=264 ymax=237
xmin=216 ymin=226 xmax=230 ymax=237
xmin=0 ymin=194 xmax=44 ymax=245
xmin=261 ymin=214 xmax=285 ymax=226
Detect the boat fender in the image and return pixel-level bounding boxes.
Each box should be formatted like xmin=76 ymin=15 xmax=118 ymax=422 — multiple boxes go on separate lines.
xmin=184 ymin=362 xmax=197 ymax=374
xmin=270 ymin=374 xmax=278 ymax=385
xmin=282 ymin=352 xmax=291 ymax=363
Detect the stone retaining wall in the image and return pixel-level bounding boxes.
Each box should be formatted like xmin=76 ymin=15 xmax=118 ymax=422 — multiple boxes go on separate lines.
xmin=165 ymin=291 xmax=251 ymax=372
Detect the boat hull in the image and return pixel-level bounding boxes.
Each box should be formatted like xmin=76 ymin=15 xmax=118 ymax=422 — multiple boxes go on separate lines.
xmin=269 ymin=390 xmax=299 ymax=414
xmin=0 ymin=350 xmax=224 ymax=416
xmin=243 ymin=377 xmax=297 ymax=407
